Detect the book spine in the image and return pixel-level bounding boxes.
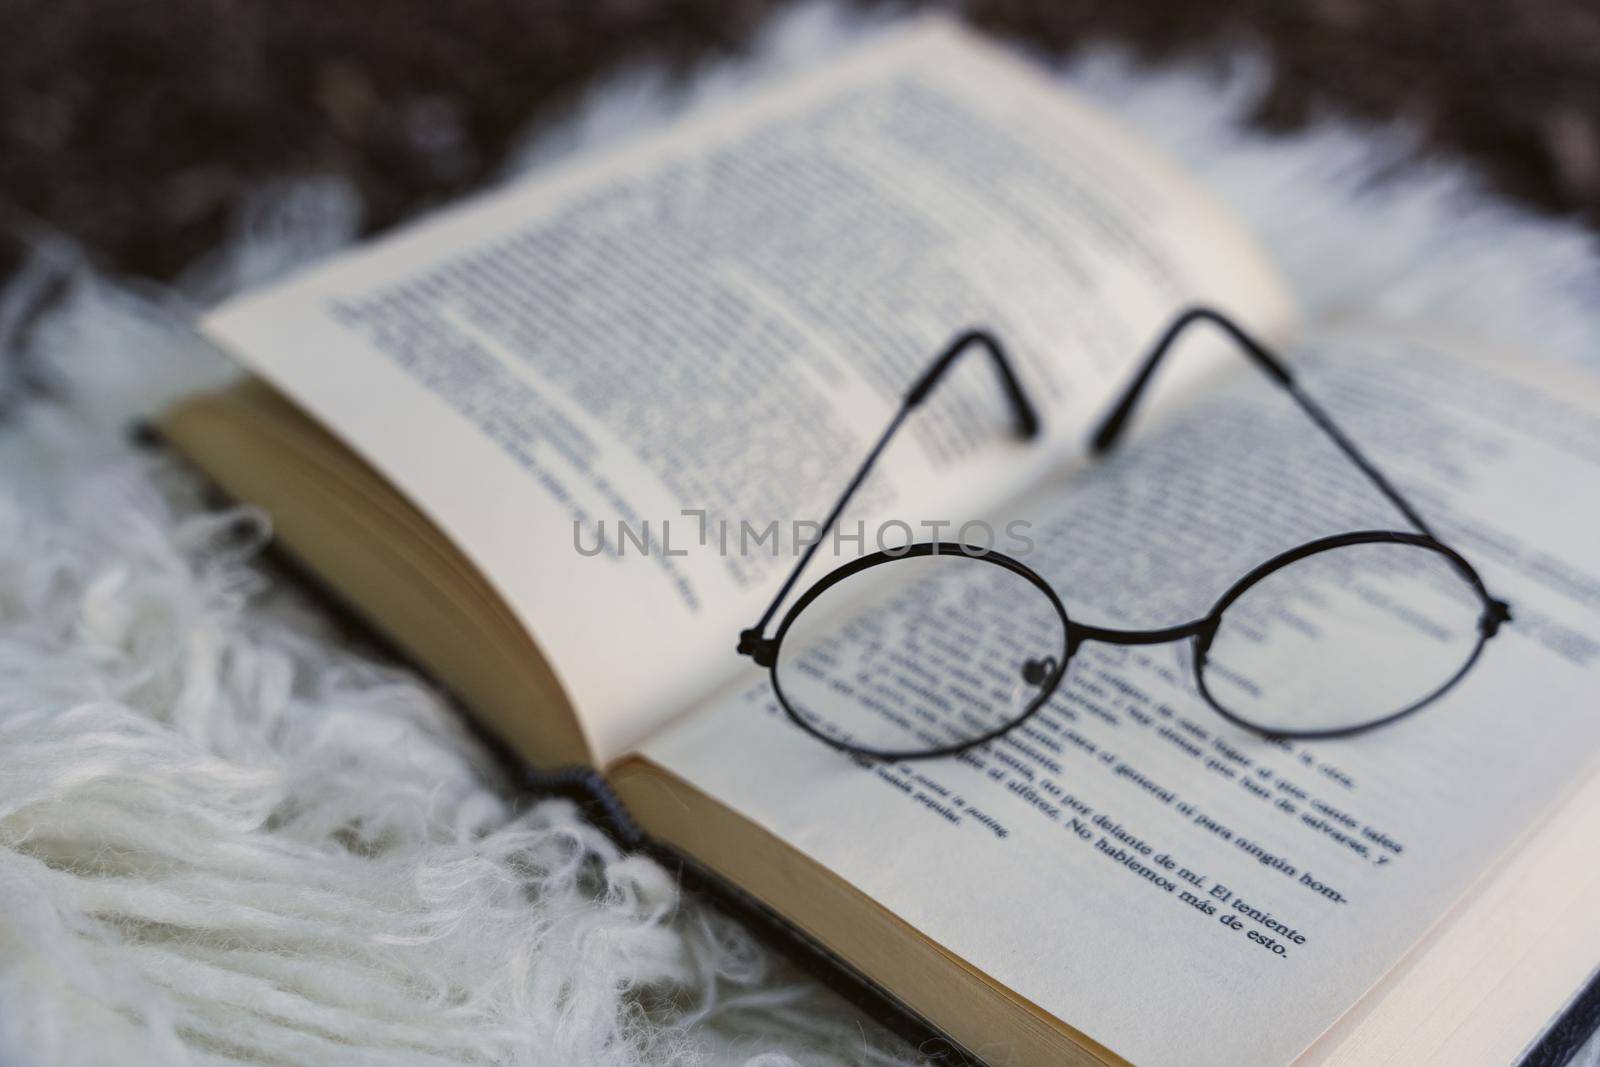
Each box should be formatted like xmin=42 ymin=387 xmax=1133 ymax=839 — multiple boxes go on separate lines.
xmin=1521 ymin=964 xmax=1600 ymax=1067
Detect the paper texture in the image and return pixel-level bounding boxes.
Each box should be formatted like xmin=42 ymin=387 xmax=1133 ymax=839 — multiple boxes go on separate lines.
xmin=641 ymin=330 xmax=1600 ymax=1066
xmin=200 ymin=18 xmax=1292 ymax=763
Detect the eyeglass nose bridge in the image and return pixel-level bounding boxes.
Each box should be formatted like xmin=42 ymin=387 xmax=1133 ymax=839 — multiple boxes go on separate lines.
xmin=1013 ymin=618 xmax=1215 ymax=704
xmin=1067 ymin=616 xmax=1218 ymax=652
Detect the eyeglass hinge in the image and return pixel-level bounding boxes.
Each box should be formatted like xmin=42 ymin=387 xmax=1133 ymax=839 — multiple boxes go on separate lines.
xmin=738 ymin=628 xmax=777 ymax=667
xmin=1481 ymin=599 xmax=1513 ymax=638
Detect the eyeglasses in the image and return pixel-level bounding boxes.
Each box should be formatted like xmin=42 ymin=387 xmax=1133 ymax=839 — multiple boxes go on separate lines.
xmin=735 ymin=307 xmax=1512 ymax=762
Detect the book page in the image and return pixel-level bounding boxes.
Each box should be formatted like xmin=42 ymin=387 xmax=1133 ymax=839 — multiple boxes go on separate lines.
xmin=200 ymin=17 xmax=1291 ymax=764
xmin=638 ymin=330 xmax=1600 ymax=1066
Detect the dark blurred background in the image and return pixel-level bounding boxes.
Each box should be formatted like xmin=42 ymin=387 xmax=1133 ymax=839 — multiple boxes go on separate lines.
xmin=2 ymin=0 xmax=1597 ymax=281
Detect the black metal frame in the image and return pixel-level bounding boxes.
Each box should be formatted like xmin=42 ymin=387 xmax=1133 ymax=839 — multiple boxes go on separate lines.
xmin=738 ymin=307 xmax=1513 ymax=761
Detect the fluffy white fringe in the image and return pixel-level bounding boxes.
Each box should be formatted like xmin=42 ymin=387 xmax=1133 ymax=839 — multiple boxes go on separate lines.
xmin=2 ymin=3 xmax=1597 ymax=1065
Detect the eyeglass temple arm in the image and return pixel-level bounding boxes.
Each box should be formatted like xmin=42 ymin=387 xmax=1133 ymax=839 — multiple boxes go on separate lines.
xmin=739 ymin=329 xmax=1041 ymax=664
xmin=1088 ymin=306 xmax=1437 ymax=540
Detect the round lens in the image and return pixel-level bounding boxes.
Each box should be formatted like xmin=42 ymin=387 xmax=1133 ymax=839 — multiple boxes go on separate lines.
xmin=772 ymin=549 xmax=1069 ymax=758
xmin=1200 ymin=540 xmax=1487 ymax=736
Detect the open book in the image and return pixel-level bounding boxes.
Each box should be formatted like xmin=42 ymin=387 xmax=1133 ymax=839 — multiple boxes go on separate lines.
xmin=162 ymin=19 xmax=1600 ymax=1066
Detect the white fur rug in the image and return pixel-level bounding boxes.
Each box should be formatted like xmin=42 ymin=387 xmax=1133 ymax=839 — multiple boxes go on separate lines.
xmin=2 ymin=5 xmax=1597 ymax=1065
